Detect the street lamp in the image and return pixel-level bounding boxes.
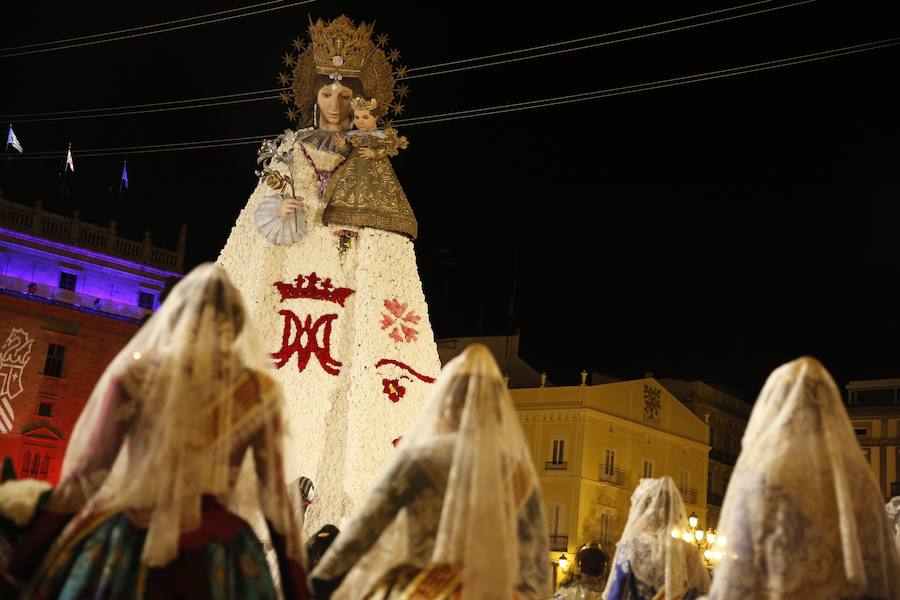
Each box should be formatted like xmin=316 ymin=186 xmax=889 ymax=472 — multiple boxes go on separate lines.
xmin=684 ymin=514 xmax=720 ymax=571
xmin=558 ymin=554 xmax=569 ymax=571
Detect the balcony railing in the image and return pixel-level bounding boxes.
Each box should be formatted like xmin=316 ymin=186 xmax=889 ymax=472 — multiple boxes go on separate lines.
xmin=709 ymin=448 xmax=739 ymax=466
xmin=0 ymin=199 xmax=184 ymax=272
xmin=679 ymin=486 xmax=698 ymax=505
xmin=707 ymin=491 xmax=724 ymax=506
xmin=0 ymin=274 xmax=150 ymax=321
xmin=599 ymin=467 xmax=625 ymax=487
xmin=545 ymin=461 xmax=568 ymax=471
xmin=548 ymin=535 xmax=568 ymax=551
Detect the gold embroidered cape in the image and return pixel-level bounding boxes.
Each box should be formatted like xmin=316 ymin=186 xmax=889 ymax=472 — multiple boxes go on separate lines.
xmin=322 ymin=128 xmax=418 ymax=239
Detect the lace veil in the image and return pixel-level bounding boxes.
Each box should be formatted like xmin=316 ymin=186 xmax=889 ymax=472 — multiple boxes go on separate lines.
xmin=326 ymin=343 xmax=550 ymax=599
xmin=47 ymin=263 xmax=303 ymax=568
xmin=708 ymin=357 xmax=900 ymax=598
xmin=602 ymin=476 xmax=708 ymax=599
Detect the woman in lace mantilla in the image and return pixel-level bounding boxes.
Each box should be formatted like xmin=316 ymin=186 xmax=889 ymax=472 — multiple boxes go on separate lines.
xmin=7 ymin=264 xmax=308 ymax=599
xmin=602 ymin=477 xmax=709 ymax=600
xmin=707 ymin=357 xmax=900 ymax=600
xmin=309 ymin=344 xmax=551 ymax=600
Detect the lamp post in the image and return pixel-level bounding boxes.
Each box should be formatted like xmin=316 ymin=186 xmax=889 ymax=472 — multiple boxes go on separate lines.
xmin=680 ymin=512 xmax=721 ymax=571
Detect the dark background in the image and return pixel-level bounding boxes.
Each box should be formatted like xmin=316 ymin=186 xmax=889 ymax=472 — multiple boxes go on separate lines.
xmin=2 ymin=1 xmax=899 ymax=400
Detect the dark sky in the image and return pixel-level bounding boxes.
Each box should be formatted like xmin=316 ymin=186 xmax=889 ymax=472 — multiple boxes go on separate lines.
xmin=2 ymin=1 xmax=899 ymax=400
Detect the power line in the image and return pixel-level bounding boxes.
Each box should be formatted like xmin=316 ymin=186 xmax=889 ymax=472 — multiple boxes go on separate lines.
xmin=0 ymin=0 xmax=317 ymax=59
xmin=2 ymin=88 xmax=284 ymax=119
xmin=405 ymin=0 xmax=807 ymax=75
xmin=1 ymin=0 xmax=813 ymax=121
xmin=396 ymin=37 xmax=900 ymax=127
xmin=9 ymin=94 xmax=281 ymax=124
xmin=404 ymin=0 xmax=816 ymax=81
xmin=9 ymin=36 xmax=898 ymax=159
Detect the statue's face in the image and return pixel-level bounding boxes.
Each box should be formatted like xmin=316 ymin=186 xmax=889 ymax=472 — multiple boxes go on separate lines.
xmin=316 ymin=82 xmax=353 ymax=129
xmin=353 ymin=109 xmax=377 ymax=131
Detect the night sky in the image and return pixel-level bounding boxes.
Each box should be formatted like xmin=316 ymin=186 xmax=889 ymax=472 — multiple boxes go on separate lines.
xmin=2 ymin=1 xmax=899 ymax=400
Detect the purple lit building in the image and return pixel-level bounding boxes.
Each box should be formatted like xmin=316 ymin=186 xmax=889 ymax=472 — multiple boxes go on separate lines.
xmin=0 ymin=196 xmax=184 ymax=482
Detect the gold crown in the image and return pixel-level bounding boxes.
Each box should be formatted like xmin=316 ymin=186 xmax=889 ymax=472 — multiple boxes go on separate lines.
xmin=350 ymin=96 xmax=378 ymax=111
xmin=277 ymin=15 xmax=410 ymax=125
xmin=309 ymin=16 xmax=372 ymax=79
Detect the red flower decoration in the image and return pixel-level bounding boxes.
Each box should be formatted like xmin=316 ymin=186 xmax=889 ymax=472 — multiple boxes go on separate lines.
xmin=382 ymin=378 xmax=406 ymax=403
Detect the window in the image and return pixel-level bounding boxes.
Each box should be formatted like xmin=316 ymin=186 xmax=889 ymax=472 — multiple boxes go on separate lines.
xmin=678 ymin=469 xmax=690 ymax=490
xmin=547 ymin=503 xmax=561 ymax=535
xmin=642 ymin=460 xmax=653 ymax=478
xmin=20 ymin=451 xmax=31 ymax=478
xmin=604 ymin=449 xmax=616 ymax=475
xmin=58 ymin=272 xmax=77 ymax=291
xmin=724 ymin=432 xmax=733 ymax=454
xmin=138 ymin=291 xmax=156 ymax=310
xmin=38 ymin=402 xmax=52 ymax=417
xmin=43 ymin=344 xmax=66 ymax=378
xmin=551 ymin=439 xmax=566 ymax=464
xmin=600 ymin=514 xmax=611 ymax=541
xmin=707 ymin=470 xmax=713 ymax=493
xmin=709 ymin=427 xmax=716 ymax=447
xmin=853 ymin=426 xmax=869 ymax=437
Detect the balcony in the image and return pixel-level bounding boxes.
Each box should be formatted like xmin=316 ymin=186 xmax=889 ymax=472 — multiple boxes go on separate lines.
xmin=709 ymin=448 xmax=739 ymax=466
xmin=599 ymin=467 xmax=625 ymax=487
xmin=679 ymin=486 xmax=698 ymax=505
xmin=707 ymin=491 xmax=724 ymax=506
xmin=545 ymin=461 xmax=568 ymax=471
xmin=548 ymin=535 xmax=568 ymax=551
xmin=0 ymin=198 xmax=184 ymax=272
xmin=0 ymin=274 xmax=150 ymax=321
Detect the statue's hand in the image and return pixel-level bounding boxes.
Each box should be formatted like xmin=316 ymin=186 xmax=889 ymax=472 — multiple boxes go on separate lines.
xmin=332 ymin=134 xmax=347 ymax=150
xmin=359 ymin=147 xmax=377 ymax=160
xmin=278 ymin=197 xmax=303 ymax=219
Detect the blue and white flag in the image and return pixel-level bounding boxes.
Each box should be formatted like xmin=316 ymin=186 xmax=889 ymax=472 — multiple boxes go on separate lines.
xmin=120 ymin=161 xmax=129 ymax=190
xmin=5 ymin=126 xmax=22 ymax=153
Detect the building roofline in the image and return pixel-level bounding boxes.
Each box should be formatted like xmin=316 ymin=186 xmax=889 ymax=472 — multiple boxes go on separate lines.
xmin=0 ymin=226 xmax=182 ymax=279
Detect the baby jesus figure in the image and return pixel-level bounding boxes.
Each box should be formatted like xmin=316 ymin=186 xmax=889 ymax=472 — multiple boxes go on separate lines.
xmin=323 ymin=96 xmax=418 ymax=239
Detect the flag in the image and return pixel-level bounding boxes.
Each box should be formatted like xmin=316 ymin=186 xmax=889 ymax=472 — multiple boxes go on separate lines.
xmin=65 ymin=145 xmax=74 ymax=173
xmin=5 ymin=126 xmax=22 ymax=153
xmin=120 ymin=161 xmax=129 ymax=190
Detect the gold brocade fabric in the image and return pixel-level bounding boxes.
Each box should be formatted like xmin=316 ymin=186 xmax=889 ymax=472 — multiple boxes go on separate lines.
xmin=322 ymin=133 xmax=418 ymax=239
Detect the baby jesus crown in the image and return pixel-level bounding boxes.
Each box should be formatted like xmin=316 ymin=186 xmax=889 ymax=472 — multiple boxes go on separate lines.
xmin=351 ymin=96 xmax=378 ymax=112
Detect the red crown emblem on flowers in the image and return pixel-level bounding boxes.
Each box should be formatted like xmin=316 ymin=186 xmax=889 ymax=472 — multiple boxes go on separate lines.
xmin=274 ymin=272 xmax=355 ymax=307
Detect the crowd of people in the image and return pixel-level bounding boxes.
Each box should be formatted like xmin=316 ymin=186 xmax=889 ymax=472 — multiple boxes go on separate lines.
xmin=0 ymin=263 xmax=898 ymax=599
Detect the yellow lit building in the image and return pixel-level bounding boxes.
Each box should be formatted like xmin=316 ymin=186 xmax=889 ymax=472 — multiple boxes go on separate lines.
xmin=846 ymin=378 xmax=900 ymax=500
xmin=510 ymin=378 xmax=709 ymax=580
xmin=437 ymin=337 xmax=711 ymax=585
xmin=659 ymin=379 xmax=751 ymax=527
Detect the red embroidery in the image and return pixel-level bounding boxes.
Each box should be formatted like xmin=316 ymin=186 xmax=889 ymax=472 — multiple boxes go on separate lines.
xmin=274 ymin=273 xmax=355 ymax=306
xmin=381 ymin=378 xmax=406 ymax=403
xmin=381 ymin=298 xmax=421 ymax=343
xmin=392 ymin=436 xmax=403 ymax=448
xmin=272 ymin=311 xmax=342 ymax=375
xmin=374 ymin=359 xmax=436 ymax=384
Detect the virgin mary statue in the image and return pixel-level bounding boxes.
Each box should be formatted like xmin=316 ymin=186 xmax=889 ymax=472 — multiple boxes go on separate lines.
xmin=218 ymin=16 xmax=440 ymax=532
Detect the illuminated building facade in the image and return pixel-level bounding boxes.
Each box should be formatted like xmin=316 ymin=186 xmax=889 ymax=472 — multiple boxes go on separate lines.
xmin=0 ymin=198 xmax=183 ymax=482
